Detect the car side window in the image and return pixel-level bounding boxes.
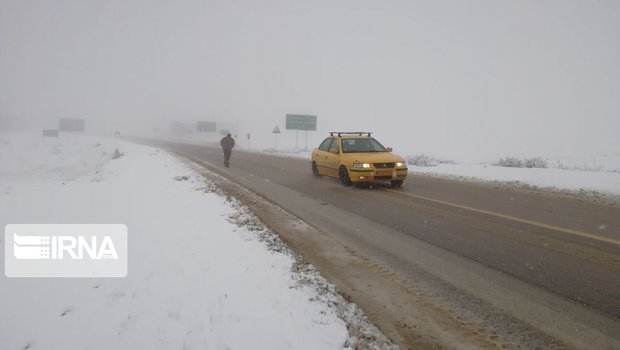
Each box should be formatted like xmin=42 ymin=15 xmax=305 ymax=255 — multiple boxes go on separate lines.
xmin=342 ymin=139 xmax=354 ymax=153
xmin=318 ymin=138 xmax=332 ymax=152
xmin=328 ymin=138 xmax=339 ymax=153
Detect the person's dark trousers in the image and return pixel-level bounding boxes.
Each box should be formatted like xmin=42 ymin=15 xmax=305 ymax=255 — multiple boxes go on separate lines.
xmin=223 ymin=149 xmax=232 ymax=167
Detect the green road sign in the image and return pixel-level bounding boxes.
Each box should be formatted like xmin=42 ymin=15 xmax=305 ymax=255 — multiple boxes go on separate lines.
xmin=42 ymin=129 xmax=59 ymax=137
xmin=196 ymin=121 xmax=216 ymax=132
xmin=59 ymin=118 xmax=85 ymax=132
xmin=285 ymin=114 xmax=317 ymax=131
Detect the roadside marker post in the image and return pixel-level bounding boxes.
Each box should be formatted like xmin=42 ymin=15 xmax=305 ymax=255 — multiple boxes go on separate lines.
xmin=272 ymin=126 xmax=281 ymax=150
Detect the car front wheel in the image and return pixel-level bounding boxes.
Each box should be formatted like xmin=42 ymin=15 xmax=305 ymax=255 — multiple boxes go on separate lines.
xmin=339 ymin=166 xmax=352 ymax=186
xmin=391 ymin=180 xmax=403 ymax=187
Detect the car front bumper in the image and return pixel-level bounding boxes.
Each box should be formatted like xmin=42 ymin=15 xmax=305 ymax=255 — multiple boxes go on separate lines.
xmin=349 ymin=168 xmax=408 ymax=182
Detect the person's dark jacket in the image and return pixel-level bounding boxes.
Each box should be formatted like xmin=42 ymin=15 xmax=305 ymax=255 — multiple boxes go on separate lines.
xmin=220 ymin=135 xmax=235 ymax=150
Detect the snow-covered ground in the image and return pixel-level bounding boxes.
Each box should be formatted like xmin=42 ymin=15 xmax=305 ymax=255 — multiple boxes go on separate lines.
xmin=408 ymin=163 xmax=620 ymax=197
xmin=0 ymin=132 xmax=355 ymax=349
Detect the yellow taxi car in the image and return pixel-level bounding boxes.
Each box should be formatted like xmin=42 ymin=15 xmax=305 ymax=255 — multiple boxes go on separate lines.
xmin=311 ymin=132 xmax=408 ymax=187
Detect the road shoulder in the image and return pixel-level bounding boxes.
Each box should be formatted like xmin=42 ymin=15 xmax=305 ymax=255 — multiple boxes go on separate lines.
xmin=178 ymin=152 xmax=620 ymax=350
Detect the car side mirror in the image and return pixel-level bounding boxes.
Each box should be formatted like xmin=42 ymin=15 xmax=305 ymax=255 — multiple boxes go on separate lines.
xmin=386 ymin=147 xmax=393 ymax=152
xmin=329 ymin=147 xmax=339 ymax=154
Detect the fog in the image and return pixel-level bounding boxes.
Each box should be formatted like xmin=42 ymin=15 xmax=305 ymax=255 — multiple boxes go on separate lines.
xmin=1 ymin=0 xmax=619 ymax=162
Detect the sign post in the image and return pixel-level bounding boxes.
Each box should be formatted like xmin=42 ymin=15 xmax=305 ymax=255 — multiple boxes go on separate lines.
xmin=42 ymin=129 xmax=59 ymax=138
xmin=42 ymin=129 xmax=59 ymax=143
xmin=59 ymin=118 xmax=85 ymax=132
xmin=272 ymin=126 xmax=281 ymax=150
xmin=196 ymin=121 xmax=217 ymax=132
xmin=285 ymin=114 xmax=316 ymax=151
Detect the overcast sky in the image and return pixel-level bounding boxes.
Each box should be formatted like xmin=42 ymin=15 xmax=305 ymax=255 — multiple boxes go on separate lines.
xmin=1 ymin=0 xmax=618 ymax=161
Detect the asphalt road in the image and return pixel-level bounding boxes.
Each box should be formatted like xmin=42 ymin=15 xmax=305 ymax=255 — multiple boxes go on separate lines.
xmin=130 ymin=137 xmax=620 ymax=348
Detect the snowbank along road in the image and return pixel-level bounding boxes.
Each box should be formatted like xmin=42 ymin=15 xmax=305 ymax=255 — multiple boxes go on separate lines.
xmin=1 ymin=134 xmax=368 ymax=350
xmin=130 ymin=137 xmax=620 ymax=350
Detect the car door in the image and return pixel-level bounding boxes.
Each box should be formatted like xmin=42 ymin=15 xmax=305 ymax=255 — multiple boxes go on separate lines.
xmin=314 ymin=138 xmax=334 ymax=174
xmin=323 ymin=138 xmax=341 ymax=177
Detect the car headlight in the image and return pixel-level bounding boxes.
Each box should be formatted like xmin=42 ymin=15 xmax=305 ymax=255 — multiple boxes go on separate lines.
xmin=352 ymin=163 xmax=371 ymax=168
xmin=395 ymin=162 xmax=405 ymax=167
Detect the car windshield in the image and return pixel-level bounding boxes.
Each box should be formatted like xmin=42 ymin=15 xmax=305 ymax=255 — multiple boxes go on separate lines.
xmin=341 ymin=138 xmax=387 ymax=153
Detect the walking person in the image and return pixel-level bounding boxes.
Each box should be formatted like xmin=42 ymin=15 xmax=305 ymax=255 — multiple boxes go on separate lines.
xmin=220 ymin=133 xmax=235 ymax=168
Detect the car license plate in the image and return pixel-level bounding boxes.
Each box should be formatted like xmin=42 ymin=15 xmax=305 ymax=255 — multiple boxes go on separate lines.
xmin=375 ymin=169 xmax=392 ymax=176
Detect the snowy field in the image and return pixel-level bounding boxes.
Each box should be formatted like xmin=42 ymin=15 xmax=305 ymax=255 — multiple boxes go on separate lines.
xmin=0 ymin=132 xmax=356 ymax=350
xmin=407 ymin=163 xmax=620 ymax=197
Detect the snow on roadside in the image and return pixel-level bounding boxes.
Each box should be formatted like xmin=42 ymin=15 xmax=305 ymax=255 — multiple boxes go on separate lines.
xmin=408 ymin=163 xmax=620 ymax=196
xmin=0 ymin=132 xmax=353 ymax=350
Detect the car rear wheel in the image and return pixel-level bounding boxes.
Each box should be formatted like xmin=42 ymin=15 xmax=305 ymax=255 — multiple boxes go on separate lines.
xmin=312 ymin=161 xmax=321 ymax=177
xmin=391 ymin=180 xmax=403 ymax=187
xmin=339 ymin=166 xmax=352 ymax=186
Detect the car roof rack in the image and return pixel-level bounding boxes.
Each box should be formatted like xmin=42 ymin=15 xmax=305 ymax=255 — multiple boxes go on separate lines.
xmin=329 ymin=131 xmax=372 ymax=137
